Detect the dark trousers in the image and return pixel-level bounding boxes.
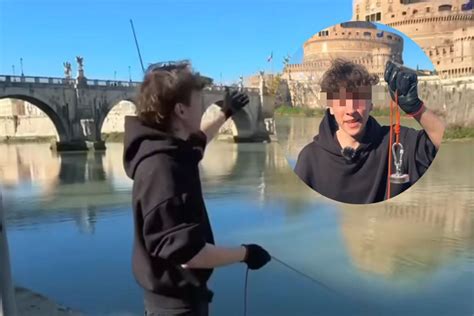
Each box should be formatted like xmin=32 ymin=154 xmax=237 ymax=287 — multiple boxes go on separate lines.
xmin=144 ymin=290 xmax=211 ymax=316
xmin=144 ymin=301 xmax=209 ymax=316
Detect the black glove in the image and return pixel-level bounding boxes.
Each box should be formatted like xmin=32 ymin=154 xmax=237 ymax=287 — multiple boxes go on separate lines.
xmin=215 ymin=87 xmax=250 ymax=119
xmin=384 ymin=61 xmax=424 ymax=115
xmin=242 ymin=244 xmax=271 ymax=270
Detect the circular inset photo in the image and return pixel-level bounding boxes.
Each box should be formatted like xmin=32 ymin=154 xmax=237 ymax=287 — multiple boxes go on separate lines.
xmin=275 ymin=21 xmax=447 ymax=204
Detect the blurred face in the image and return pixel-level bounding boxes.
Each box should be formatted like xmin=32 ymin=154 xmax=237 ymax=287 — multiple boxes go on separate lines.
xmin=175 ymin=90 xmax=203 ymax=134
xmin=328 ymin=86 xmax=373 ymax=139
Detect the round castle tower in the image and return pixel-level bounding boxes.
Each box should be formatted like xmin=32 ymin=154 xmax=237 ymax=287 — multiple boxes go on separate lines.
xmin=285 ymin=21 xmax=403 ymax=78
xmin=352 ymin=0 xmax=473 ymax=78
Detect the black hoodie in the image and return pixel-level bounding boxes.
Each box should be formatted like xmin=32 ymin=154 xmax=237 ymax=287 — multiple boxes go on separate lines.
xmin=294 ymin=110 xmax=437 ymax=204
xmin=123 ymin=116 xmax=214 ymax=307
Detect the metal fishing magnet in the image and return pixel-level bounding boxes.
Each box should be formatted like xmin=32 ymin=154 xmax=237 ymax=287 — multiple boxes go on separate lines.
xmin=390 ymin=142 xmax=409 ymax=184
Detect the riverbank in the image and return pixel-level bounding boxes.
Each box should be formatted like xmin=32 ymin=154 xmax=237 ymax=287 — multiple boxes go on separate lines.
xmin=14 ymin=286 xmax=81 ymax=316
xmin=274 ymin=105 xmax=447 ymax=118
xmin=0 ymin=120 xmax=472 ymax=144
xmin=274 ymin=107 xmax=474 ymax=141
xmin=0 ymin=136 xmax=56 ymax=144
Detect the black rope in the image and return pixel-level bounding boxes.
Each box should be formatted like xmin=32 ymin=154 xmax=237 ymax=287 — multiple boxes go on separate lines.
xmin=243 ymin=255 xmax=366 ymax=316
xmin=271 ymin=256 xmax=342 ymax=297
xmin=243 ymin=267 xmax=249 ymax=316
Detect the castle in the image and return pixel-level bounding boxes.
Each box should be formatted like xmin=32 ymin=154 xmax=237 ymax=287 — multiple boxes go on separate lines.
xmin=285 ymin=21 xmax=404 ymax=80
xmin=275 ymin=1 xmax=473 ymax=124
xmin=280 ymin=21 xmax=405 ymax=109
xmin=352 ymin=0 xmax=473 ymax=79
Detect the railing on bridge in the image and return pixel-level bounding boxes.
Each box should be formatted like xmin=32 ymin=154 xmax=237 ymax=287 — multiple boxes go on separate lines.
xmin=0 ymin=75 xmax=261 ymax=93
xmin=0 ymin=75 xmax=141 ymax=88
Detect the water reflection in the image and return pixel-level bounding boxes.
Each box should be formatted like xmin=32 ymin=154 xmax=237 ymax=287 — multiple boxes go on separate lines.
xmin=340 ymin=200 xmax=473 ymax=282
xmin=0 ymin=144 xmax=60 ymax=193
xmin=0 ymin=135 xmax=473 ymax=315
xmin=58 ymin=151 xmax=107 ymax=184
xmin=275 ymin=115 xmax=474 ymax=284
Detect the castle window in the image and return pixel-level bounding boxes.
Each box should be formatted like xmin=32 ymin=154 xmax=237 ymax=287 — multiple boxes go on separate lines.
xmin=426 ymin=7 xmax=431 ymax=12
xmin=376 ymin=12 xmax=381 ymax=20
xmin=357 ymin=14 xmax=359 ymax=20
xmin=439 ymin=4 xmax=452 ymax=11
xmin=388 ymin=35 xmax=393 ymax=40
xmin=364 ymin=32 xmax=372 ymax=37
xmin=391 ymin=14 xmax=395 ymax=18
xmin=366 ymin=15 xmax=370 ymax=21
xmin=402 ymin=11 xmax=407 ymax=15
xmin=413 ymin=9 xmax=418 ymax=14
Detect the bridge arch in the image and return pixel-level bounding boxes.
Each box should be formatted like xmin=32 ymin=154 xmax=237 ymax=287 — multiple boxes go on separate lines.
xmin=0 ymin=95 xmax=69 ymax=142
xmin=98 ymin=98 xmax=136 ymax=136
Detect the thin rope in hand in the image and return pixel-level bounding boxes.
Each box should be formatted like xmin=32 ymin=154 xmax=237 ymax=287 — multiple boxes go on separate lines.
xmin=243 ymin=255 xmax=365 ymax=316
xmin=271 ymin=256 xmax=340 ymax=297
xmin=243 ymin=267 xmax=249 ymax=316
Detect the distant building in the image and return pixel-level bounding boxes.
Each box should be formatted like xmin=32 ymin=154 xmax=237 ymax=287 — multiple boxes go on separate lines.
xmin=0 ymin=99 xmax=47 ymax=117
xmin=284 ymin=21 xmax=404 ymax=80
xmin=281 ymin=21 xmax=405 ymax=108
xmin=352 ymin=0 xmax=474 ymax=78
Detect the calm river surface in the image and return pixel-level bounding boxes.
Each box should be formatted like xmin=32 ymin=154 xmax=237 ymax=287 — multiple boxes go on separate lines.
xmin=1 ymin=116 xmax=473 ymax=315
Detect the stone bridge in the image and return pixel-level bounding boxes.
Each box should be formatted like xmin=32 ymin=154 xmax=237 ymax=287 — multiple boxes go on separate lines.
xmin=0 ymin=75 xmax=271 ymax=151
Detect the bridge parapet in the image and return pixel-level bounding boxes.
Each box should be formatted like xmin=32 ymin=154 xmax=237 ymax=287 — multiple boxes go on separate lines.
xmin=0 ymin=75 xmax=261 ymax=94
xmin=0 ymin=74 xmax=270 ymax=150
xmin=0 ymin=75 xmax=142 ymax=88
xmin=203 ymin=85 xmax=260 ymax=94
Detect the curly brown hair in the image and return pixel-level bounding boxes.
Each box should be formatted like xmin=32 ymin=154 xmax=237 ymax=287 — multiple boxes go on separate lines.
xmin=135 ymin=64 xmax=208 ymax=131
xmin=320 ymin=58 xmax=379 ymax=98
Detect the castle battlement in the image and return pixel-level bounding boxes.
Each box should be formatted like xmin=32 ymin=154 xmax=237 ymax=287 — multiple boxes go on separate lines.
xmin=352 ymin=0 xmax=473 ymax=78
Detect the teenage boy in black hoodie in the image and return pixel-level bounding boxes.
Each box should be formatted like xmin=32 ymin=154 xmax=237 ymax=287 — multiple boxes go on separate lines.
xmin=123 ymin=62 xmax=271 ymax=316
xmin=294 ymin=59 xmax=445 ymax=204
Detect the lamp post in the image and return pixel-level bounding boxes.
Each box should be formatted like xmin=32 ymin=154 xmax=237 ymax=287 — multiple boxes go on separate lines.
xmin=12 ymin=65 xmax=15 ymax=76
xmin=128 ymin=66 xmax=132 ymax=82
xmin=20 ymin=58 xmax=24 ymax=77
xmin=0 ymin=192 xmax=18 ymax=316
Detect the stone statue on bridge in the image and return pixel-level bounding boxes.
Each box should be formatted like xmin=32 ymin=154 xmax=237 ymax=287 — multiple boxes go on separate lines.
xmin=239 ymin=76 xmax=244 ymax=91
xmin=76 ymin=56 xmax=87 ymax=85
xmin=63 ymin=62 xmax=72 ymax=79
xmin=76 ymin=56 xmax=84 ymax=71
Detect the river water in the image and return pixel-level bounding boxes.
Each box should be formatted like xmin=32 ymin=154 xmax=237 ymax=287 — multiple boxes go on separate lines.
xmin=1 ymin=116 xmax=473 ymax=316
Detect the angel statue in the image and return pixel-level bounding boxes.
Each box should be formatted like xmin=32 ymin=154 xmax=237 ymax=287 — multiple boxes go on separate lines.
xmin=63 ymin=62 xmax=72 ymax=79
xmin=76 ymin=56 xmax=84 ymax=71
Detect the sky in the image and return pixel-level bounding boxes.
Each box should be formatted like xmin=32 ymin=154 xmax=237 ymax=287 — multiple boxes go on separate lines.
xmin=0 ymin=0 xmax=433 ymax=84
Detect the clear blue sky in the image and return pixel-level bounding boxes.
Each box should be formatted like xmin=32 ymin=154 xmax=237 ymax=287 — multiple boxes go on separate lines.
xmin=0 ymin=0 xmax=433 ymax=84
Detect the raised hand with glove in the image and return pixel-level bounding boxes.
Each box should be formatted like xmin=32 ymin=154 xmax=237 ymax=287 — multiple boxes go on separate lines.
xmin=384 ymin=60 xmax=424 ymax=116
xmin=215 ymin=87 xmax=250 ymax=119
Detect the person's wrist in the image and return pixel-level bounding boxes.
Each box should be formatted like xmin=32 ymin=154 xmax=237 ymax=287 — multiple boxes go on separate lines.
xmin=240 ymin=244 xmax=248 ymax=262
xmin=407 ymin=101 xmax=425 ymax=118
xmin=220 ymin=107 xmax=233 ymax=120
